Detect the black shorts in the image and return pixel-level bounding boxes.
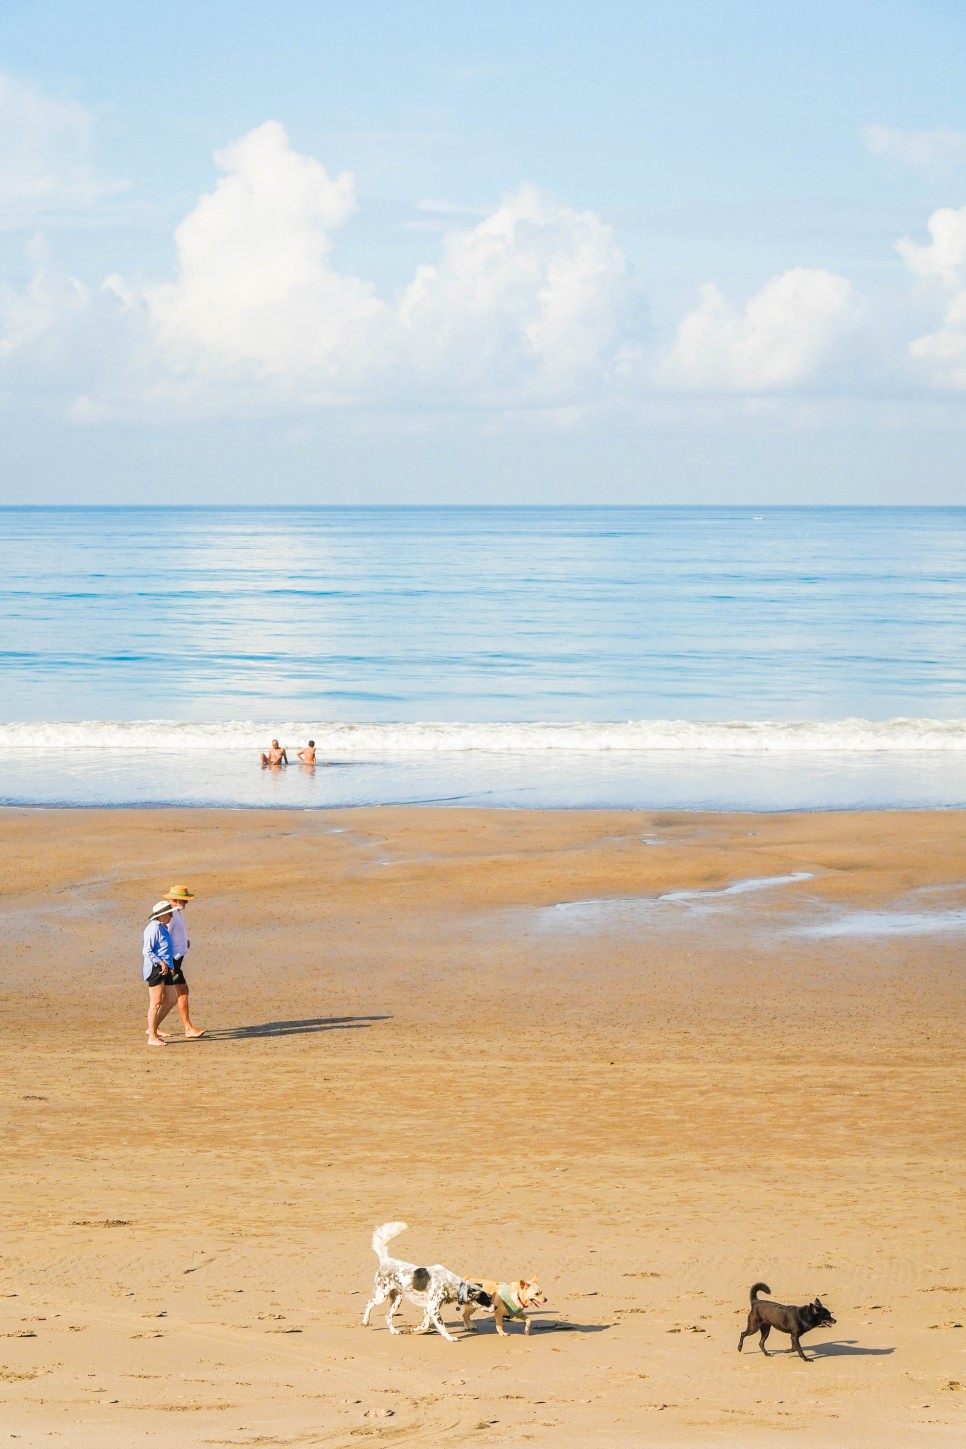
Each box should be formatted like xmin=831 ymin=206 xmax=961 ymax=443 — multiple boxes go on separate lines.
xmin=145 ymin=963 xmax=169 ymax=988
xmin=169 ymin=957 xmax=187 ymax=987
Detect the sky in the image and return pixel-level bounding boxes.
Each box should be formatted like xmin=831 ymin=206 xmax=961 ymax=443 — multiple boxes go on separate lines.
xmin=2 ymin=0 xmax=966 ymax=504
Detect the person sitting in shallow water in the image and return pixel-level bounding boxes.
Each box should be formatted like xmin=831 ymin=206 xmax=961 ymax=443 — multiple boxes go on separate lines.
xmin=297 ymin=740 xmax=332 ymax=765
xmin=260 ymin=739 xmax=288 ymax=767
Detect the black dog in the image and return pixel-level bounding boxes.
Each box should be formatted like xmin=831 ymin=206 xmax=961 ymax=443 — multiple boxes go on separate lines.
xmin=738 ymin=1282 xmax=836 ymax=1362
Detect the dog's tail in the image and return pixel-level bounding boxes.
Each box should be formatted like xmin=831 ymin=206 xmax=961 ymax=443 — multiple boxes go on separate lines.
xmin=749 ymin=1282 xmax=771 ymax=1304
xmin=372 ymin=1221 xmax=408 ymax=1262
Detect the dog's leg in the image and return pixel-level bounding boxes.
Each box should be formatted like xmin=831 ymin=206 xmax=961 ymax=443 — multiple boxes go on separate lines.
xmin=758 ymin=1324 xmax=771 ymax=1357
xmin=363 ymin=1280 xmax=388 ymax=1327
xmin=387 ymin=1288 xmax=404 ymax=1334
xmin=523 ymin=1315 xmax=532 ymax=1336
xmin=494 ymin=1301 xmax=508 ymax=1337
xmin=417 ymin=1288 xmax=456 ymax=1342
xmin=430 ymin=1309 xmax=457 ymax=1343
xmin=414 ymin=1307 xmax=456 ymax=1341
xmin=791 ymin=1334 xmax=810 ymax=1363
xmin=462 ymin=1303 xmax=478 ymax=1333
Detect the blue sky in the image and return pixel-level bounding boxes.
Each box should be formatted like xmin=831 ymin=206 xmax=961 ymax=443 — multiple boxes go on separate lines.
xmin=2 ymin=0 xmax=966 ymax=502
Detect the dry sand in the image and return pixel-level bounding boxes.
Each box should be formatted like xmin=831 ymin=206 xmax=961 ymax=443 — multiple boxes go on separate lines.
xmin=1 ymin=805 xmax=964 ymax=1447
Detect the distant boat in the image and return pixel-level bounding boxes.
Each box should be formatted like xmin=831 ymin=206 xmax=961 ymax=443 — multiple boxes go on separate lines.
xmin=752 ymin=515 xmax=764 ymax=521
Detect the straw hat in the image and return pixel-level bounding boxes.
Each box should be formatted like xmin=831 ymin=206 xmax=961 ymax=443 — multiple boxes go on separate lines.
xmin=164 ymin=884 xmax=195 ymax=900
xmin=149 ymin=900 xmax=174 ymax=921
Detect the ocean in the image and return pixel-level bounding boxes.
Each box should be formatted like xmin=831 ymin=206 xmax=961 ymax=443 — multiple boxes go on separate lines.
xmin=1 ymin=505 xmax=964 ymax=809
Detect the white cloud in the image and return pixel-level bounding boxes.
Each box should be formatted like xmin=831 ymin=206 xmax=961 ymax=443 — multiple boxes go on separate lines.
xmin=898 ymin=205 xmax=966 ymax=288
xmin=899 ymin=204 xmax=966 ymax=387
xmin=109 ymin=123 xmax=633 ymax=408
xmin=0 ymin=72 xmax=127 ymax=225
xmin=0 ymin=237 xmax=89 ymax=360
xmin=136 ymin=120 xmax=382 ymax=378
xmin=655 ymin=268 xmax=858 ymax=393
xmin=862 ymin=124 xmax=966 ymax=171
xmin=11 ymin=120 xmax=942 ymax=420
xmin=395 ymin=184 xmax=630 ymax=397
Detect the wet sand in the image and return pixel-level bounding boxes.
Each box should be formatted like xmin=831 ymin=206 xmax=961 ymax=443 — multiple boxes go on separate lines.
xmin=1 ymin=806 xmax=964 ymax=1447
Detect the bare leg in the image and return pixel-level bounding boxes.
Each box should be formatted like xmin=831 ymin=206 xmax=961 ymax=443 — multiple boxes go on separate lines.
xmin=175 ymin=984 xmax=205 ymax=1037
xmin=146 ymin=985 xmax=167 ymax=1046
xmin=155 ymin=983 xmax=179 ymax=1031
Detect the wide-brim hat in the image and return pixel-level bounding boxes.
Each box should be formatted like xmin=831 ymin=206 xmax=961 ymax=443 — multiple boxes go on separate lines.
xmin=165 ymin=884 xmax=195 ymax=900
xmin=149 ymin=900 xmax=175 ymax=920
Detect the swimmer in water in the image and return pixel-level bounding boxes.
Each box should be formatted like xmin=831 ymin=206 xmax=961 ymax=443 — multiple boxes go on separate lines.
xmin=260 ymin=739 xmax=288 ymax=767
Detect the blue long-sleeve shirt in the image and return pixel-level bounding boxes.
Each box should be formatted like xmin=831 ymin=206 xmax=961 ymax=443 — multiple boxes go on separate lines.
xmin=142 ymin=920 xmax=173 ymax=981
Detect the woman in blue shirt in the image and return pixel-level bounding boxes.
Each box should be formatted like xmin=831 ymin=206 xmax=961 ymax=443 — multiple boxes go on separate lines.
xmin=143 ymin=900 xmax=174 ymax=1047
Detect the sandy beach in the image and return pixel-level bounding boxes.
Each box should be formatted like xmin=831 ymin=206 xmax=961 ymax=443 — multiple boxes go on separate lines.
xmin=1 ymin=805 xmax=964 ymax=1447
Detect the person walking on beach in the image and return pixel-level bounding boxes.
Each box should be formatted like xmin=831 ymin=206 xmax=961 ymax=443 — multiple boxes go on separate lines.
xmin=143 ymin=901 xmax=175 ymax=1047
xmin=260 ymin=739 xmax=288 ymax=767
xmin=154 ymin=884 xmax=205 ymax=1039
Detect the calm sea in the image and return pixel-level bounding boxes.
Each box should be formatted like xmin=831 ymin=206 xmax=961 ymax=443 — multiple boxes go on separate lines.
xmin=1 ymin=506 xmax=964 ymax=809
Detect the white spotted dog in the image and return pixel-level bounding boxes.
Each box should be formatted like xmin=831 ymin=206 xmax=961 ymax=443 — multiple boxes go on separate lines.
xmin=362 ymin=1222 xmax=491 ymax=1343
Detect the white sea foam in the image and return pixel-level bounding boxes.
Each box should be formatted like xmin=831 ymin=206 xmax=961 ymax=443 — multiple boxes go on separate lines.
xmin=0 ymin=718 xmax=965 ymax=754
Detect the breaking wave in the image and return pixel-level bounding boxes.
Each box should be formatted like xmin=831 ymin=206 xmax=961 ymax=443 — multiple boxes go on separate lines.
xmin=1 ymin=718 xmax=965 ymax=753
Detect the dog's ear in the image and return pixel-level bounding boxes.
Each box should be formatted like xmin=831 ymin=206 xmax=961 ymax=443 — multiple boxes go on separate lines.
xmin=813 ymin=1298 xmax=822 ymax=1308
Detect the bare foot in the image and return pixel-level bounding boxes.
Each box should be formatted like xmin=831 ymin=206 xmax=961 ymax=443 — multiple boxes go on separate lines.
xmin=183 ymin=1028 xmax=206 ymax=1039
xmin=146 ymin=1037 xmax=166 ymax=1047
xmin=146 ymin=1030 xmax=170 ymax=1040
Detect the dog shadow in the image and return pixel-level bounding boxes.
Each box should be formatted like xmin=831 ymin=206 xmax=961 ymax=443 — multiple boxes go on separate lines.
xmin=185 ymin=1014 xmax=391 ymax=1042
xmin=806 ymin=1339 xmax=895 ymax=1358
xmin=467 ymin=1314 xmax=612 ymax=1336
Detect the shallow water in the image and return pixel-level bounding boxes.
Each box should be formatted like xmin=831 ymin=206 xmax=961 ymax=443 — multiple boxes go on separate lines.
xmin=2 ymin=506 xmax=966 ymax=807
xmin=659 ymin=872 xmax=815 ymax=902
xmin=1 ymin=747 xmax=965 ymax=809
xmin=535 ymin=876 xmax=966 ymax=940
xmin=794 ymin=908 xmax=966 ymax=938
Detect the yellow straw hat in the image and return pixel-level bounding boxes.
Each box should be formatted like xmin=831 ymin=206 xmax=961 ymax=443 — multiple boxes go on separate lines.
xmin=165 ymin=884 xmax=195 ymax=900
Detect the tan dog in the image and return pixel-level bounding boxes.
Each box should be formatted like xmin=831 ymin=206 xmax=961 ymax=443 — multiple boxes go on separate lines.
xmin=460 ymin=1277 xmax=547 ymax=1336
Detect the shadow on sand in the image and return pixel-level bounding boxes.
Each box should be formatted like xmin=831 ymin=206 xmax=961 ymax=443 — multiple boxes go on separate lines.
xmin=467 ymin=1314 xmax=612 ymax=1336
xmin=173 ymin=1014 xmax=391 ymax=1043
xmin=806 ymin=1339 xmax=895 ymax=1358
